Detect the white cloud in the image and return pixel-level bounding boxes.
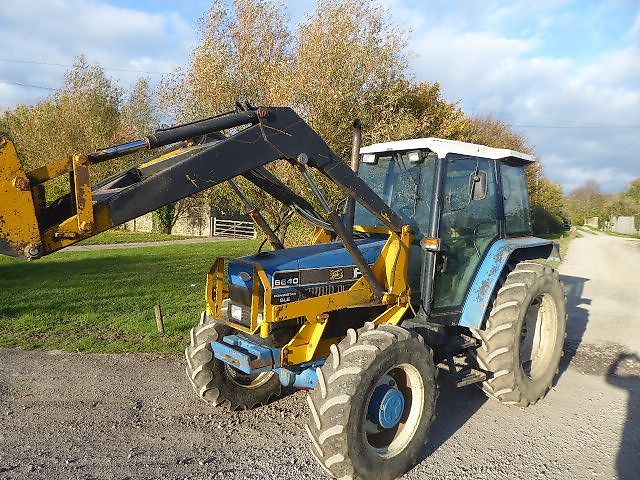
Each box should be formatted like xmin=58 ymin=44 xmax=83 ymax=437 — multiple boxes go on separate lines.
xmin=391 ymin=0 xmax=640 ymax=193
xmin=1 ymin=0 xmax=638 ymax=193
xmin=0 ymin=0 xmax=196 ymax=109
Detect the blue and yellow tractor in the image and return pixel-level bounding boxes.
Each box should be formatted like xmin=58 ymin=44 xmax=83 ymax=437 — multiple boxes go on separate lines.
xmin=0 ymin=105 xmax=566 ymax=480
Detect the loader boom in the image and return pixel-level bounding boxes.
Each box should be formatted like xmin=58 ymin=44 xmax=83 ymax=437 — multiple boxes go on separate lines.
xmin=0 ymin=106 xmax=402 ymax=260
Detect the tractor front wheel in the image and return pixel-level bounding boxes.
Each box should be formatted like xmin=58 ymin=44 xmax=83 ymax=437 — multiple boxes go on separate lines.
xmin=185 ymin=313 xmax=281 ymax=410
xmin=305 ymin=323 xmax=437 ymax=480
xmin=472 ymin=260 xmax=567 ymax=406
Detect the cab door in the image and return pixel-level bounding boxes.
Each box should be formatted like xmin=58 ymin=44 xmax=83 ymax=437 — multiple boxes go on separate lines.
xmin=432 ymin=155 xmax=500 ymax=312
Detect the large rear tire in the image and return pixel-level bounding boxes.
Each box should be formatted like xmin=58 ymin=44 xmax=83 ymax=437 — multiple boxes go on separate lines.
xmin=185 ymin=313 xmax=281 ymax=410
xmin=472 ymin=261 xmax=567 ymax=406
xmin=305 ymin=323 xmax=437 ymax=480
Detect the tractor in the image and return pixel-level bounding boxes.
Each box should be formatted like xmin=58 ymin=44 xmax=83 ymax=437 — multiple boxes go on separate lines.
xmin=0 ymin=105 xmax=566 ymax=480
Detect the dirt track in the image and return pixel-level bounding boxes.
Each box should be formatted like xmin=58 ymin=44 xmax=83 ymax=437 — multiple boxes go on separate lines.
xmin=1 ymin=230 xmax=639 ymax=479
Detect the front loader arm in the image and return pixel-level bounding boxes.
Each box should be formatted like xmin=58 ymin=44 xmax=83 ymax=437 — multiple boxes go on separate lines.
xmin=0 ymin=106 xmax=402 ymax=260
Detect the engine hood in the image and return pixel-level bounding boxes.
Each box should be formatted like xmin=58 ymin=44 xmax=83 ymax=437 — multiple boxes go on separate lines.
xmin=228 ymin=237 xmax=387 ymax=291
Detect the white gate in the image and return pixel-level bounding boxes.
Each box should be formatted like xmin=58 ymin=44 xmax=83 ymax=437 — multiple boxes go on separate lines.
xmin=212 ymin=218 xmax=257 ymax=239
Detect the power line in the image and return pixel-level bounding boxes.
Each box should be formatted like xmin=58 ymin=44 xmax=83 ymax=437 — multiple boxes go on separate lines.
xmin=0 ymin=58 xmax=167 ymax=75
xmin=509 ymin=124 xmax=640 ymax=129
xmin=0 ymin=80 xmax=55 ymax=90
xmin=469 ymin=108 xmax=640 ymax=129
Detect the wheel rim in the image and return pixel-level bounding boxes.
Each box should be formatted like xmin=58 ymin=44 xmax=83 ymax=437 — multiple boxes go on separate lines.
xmin=363 ymin=363 xmax=425 ymax=459
xmin=224 ymin=364 xmax=275 ymax=389
xmin=520 ymin=292 xmax=559 ymax=380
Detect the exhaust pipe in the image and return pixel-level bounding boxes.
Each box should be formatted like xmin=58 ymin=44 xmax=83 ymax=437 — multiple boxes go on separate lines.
xmin=344 ymin=119 xmax=362 ymax=233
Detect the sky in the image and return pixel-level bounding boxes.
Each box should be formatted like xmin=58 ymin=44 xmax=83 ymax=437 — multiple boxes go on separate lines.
xmin=0 ymin=0 xmax=638 ymax=193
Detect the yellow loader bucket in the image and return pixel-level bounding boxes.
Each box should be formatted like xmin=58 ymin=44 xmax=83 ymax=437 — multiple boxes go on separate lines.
xmin=0 ymin=134 xmax=42 ymax=259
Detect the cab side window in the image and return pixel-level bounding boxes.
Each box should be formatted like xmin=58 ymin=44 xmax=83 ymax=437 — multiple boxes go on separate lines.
xmin=501 ymin=163 xmax=532 ymax=236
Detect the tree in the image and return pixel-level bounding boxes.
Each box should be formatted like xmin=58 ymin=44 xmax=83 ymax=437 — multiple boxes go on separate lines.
xmin=160 ymin=0 xmax=292 ymax=122
xmin=158 ymin=0 xmax=417 ymax=240
xmin=604 ymin=194 xmax=638 ymax=218
xmin=459 ymin=114 xmax=531 ymax=153
xmin=566 ymin=180 xmax=605 ymax=225
xmin=292 ymin=0 xmax=408 ymax=157
xmin=626 ymin=178 xmax=640 ymax=208
xmin=530 ymin=179 xmax=565 ymax=233
xmin=0 ymin=56 xmax=122 ymax=200
xmin=398 ymin=81 xmax=468 ymax=140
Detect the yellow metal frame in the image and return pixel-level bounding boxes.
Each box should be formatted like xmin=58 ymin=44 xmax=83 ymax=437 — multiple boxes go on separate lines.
xmin=0 ymin=135 xmax=116 ymax=257
xmin=0 ymin=135 xmax=201 ymax=258
xmin=206 ymin=225 xmax=414 ymax=367
xmin=0 ymin=136 xmax=41 ymax=257
xmin=311 ymin=227 xmax=333 ymax=244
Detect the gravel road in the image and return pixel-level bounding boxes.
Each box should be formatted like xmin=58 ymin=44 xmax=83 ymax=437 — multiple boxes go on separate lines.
xmin=1 ymin=230 xmax=639 ymax=480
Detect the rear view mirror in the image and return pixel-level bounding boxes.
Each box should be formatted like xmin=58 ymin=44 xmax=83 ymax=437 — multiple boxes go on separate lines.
xmin=469 ymin=171 xmax=488 ymax=201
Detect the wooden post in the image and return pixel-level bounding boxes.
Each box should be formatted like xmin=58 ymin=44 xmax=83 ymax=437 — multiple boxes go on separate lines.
xmin=154 ymin=304 xmax=164 ymax=334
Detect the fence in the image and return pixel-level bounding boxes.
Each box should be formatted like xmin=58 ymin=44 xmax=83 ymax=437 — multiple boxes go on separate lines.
xmin=212 ymin=218 xmax=257 ymax=239
xmin=609 ymin=215 xmax=640 ymax=236
xmin=585 ymin=217 xmax=599 ymax=228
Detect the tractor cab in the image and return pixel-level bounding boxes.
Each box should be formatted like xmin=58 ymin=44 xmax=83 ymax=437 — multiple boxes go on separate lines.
xmin=355 ymin=138 xmax=537 ymax=319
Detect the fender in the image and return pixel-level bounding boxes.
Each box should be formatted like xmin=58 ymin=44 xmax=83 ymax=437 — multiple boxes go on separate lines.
xmin=458 ymin=237 xmax=560 ymax=328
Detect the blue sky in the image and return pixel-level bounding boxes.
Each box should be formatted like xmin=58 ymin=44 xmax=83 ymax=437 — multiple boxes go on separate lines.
xmin=1 ymin=0 xmax=639 ymax=193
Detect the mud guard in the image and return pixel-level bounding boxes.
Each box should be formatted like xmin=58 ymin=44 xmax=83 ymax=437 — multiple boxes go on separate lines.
xmin=458 ymin=237 xmax=560 ymax=328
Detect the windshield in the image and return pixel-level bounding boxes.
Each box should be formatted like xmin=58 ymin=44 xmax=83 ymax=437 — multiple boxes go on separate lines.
xmin=354 ymin=151 xmax=437 ymax=237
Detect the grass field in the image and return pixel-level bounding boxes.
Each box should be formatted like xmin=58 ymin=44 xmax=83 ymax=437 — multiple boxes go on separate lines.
xmin=0 ymin=229 xmax=579 ymax=355
xmin=78 ymin=230 xmax=193 ymax=245
xmin=602 ymin=230 xmax=640 ymax=239
xmin=0 ymin=239 xmax=259 ymax=354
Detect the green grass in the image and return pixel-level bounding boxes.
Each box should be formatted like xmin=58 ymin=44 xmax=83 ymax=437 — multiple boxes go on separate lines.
xmin=602 ymin=230 xmax=640 ymax=240
xmin=0 ymin=240 xmax=259 ymax=354
xmin=576 ymin=225 xmax=640 ymax=239
xmin=78 ymin=230 xmax=193 ymax=245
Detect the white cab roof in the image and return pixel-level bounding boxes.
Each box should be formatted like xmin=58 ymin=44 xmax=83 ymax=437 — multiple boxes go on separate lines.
xmin=360 ymin=137 xmax=535 ymax=163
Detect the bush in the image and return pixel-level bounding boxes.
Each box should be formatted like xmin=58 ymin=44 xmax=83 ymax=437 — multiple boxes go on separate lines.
xmin=531 ymin=205 xmax=564 ymax=234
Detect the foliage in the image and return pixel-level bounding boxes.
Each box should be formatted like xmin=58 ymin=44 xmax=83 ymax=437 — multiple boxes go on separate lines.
xmin=0 ymin=56 xmax=122 ymax=199
xmin=0 ymin=1 xmax=572 ymax=241
xmin=625 ymin=178 xmax=640 ymax=208
xmin=459 ymin=115 xmax=531 ymax=153
xmin=530 ymin=178 xmax=565 ymax=233
xmin=603 ymin=194 xmax=638 ymax=218
xmin=152 ymin=204 xmax=176 ymax=234
xmin=566 ymin=180 xmax=605 ymax=226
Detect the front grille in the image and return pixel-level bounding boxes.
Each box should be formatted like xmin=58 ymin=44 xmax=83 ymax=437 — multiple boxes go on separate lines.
xmin=227 ymin=280 xmax=355 ymax=328
xmin=304 ymin=283 xmax=349 ymax=297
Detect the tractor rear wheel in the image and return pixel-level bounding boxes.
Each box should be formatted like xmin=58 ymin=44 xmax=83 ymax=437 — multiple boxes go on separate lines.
xmin=472 ymin=261 xmax=567 ymax=406
xmin=305 ymin=323 xmax=437 ymax=480
xmin=185 ymin=312 xmax=281 ymax=410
